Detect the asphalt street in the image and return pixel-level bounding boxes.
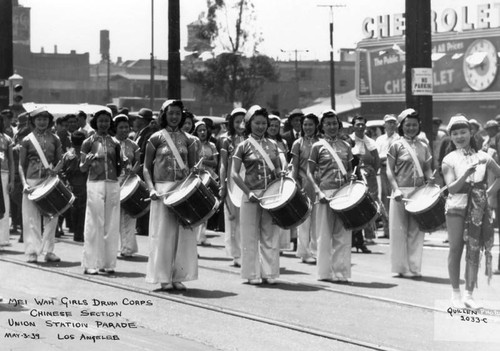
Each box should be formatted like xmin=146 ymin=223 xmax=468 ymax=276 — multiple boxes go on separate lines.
xmin=1 ymin=227 xmax=500 ymax=351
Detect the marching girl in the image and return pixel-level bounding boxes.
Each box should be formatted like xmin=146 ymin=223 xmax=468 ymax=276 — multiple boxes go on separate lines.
xmin=19 ymin=108 xmax=62 ymax=263
xmin=144 ymin=100 xmax=199 ymax=291
xmin=232 ymin=106 xmax=283 ymax=285
xmin=308 ymin=110 xmax=354 ymax=282
xmin=80 ymin=110 xmax=122 ymax=274
xmin=193 ymin=120 xmax=219 ymax=246
xmin=219 ymin=108 xmax=247 ymax=267
xmin=291 ymin=113 xmax=320 ymax=264
xmin=0 ymin=116 xmax=14 ymax=246
xmin=266 ymin=114 xmax=291 ymax=251
xmin=114 ymin=114 xmax=141 ymax=257
xmin=386 ymin=108 xmax=433 ymax=278
xmin=442 ymin=115 xmax=500 ymax=309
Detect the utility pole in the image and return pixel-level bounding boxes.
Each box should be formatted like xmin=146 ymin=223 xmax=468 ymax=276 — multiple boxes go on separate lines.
xmin=280 ymin=48 xmax=309 ymax=83
xmin=318 ymin=4 xmax=345 ymax=110
xmin=168 ymin=0 xmax=181 ymax=99
xmin=0 ymin=0 xmax=13 ymax=110
xmin=150 ymin=0 xmax=155 ymax=109
xmin=405 ymin=0 xmax=433 ymax=148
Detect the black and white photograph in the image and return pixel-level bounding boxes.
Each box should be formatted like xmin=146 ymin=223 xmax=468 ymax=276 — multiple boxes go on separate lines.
xmin=1 ymin=0 xmax=500 ymax=350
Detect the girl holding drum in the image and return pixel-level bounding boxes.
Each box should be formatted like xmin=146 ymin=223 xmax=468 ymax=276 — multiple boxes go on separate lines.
xmin=0 ymin=116 xmax=14 ymax=246
xmin=19 ymin=108 xmax=62 ymax=263
xmin=308 ymin=110 xmax=354 ymax=282
xmin=232 ymin=106 xmax=283 ymax=285
xmin=144 ymin=99 xmax=199 ymax=291
xmin=114 ymin=114 xmax=141 ymax=257
xmin=442 ymin=115 xmax=500 ymax=309
xmin=193 ymin=120 xmax=219 ymax=246
xmin=80 ymin=110 xmax=122 ymax=274
xmin=267 ymin=114 xmax=291 ymax=252
xmin=219 ymin=108 xmax=247 ymax=267
xmin=386 ymin=108 xmax=433 ymax=278
xmin=291 ymin=113 xmax=320 ymax=264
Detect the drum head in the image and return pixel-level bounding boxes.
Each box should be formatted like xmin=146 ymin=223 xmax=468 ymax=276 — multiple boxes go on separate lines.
xmin=405 ymin=185 xmax=441 ymax=213
xmin=260 ymin=178 xmax=296 ymax=209
xmin=28 ymin=177 xmax=58 ymax=200
xmin=227 ymin=165 xmax=245 ymax=207
xmin=120 ymin=176 xmax=140 ymax=201
xmin=329 ymin=182 xmax=366 ymax=211
xmin=163 ymin=176 xmax=200 ymax=206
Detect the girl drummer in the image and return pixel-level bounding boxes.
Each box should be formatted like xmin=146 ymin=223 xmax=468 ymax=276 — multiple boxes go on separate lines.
xmin=219 ymin=107 xmax=247 ymax=267
xmin=442 ymin=115 xmax=500 ymax=309
xmin=144 ymin=99 xmax=199 ymax=291
xmin=386 ymin=108 xmax=433 ymax=278
xmin=0 ymin=116 xmax=14 ymax=247
xmin=19 ymin=108 xmax=62 ymax=263
xmin=193 ymin=120 xmax=219 ymax=246
xmin=232 ymin=106 xmax=283 ymax=285
xmin=308 ymin=110 xmax=354 ymax=282
xmin=291 ymin=113 xmax=320 ymax=264
xmin=267 ymin=114 xmax=291 ymax=252
xmin=114 ymin=114 xmax=141 ymax=257
xmin=80 ymin=110 xmax=122 ymax=274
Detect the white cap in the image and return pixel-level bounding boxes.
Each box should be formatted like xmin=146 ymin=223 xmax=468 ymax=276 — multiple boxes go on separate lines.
xmin=447 ymin=115 xmax=469 ymax=134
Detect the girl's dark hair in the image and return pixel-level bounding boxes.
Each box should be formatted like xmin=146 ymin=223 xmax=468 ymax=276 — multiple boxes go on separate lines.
xmin=227 ymin=112 xmax=245 ymax=137
xmin=90 ymin=110 xmax=113 ymax=131
xmin=70 ymin=131 xmax=87 ymax=147
xmin=244 ymin=108 xmax=269 ymax=137
xmin=318 ymin=112 xmax=342 ymax=134
xmin=0 ymin=115 xmax=4 ymax=133
xmin=301 ymin=113 xmax=320 ymax=137
xmin=180 ymin=110 xmax=195 ymax=134
xmin=158 ymin=100 xmax=184 ymax=129
xmin=29 ymin=111 xmax=55 ymax=129
xmin=446 ymin=123 xmax=479 ymax=153
xmin=351 ymin=115 xmax=367 ymax=125
xmin=397 ymin=115 xmax=421 ymax=137
xmin=267 ymin=116 xmax=283 ymax=142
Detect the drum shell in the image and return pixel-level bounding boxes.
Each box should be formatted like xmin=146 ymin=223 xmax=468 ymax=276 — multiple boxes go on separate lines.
xmin=120 ymin=177 xmax=150 ymax=218
xmin=199 ymin=170 xmax=219 ymax=198
xmin=28 ymin=177 xmax=75 ymax=218
xmin=260 ymin=178 xmax=312 ymax=229
xmin=405 ymin=186 xmax=446 ymax=232
xmin=329 ymin=182 xmax=379 ymax=231
xmin=164 ymin=176 xmax=219 ymax=228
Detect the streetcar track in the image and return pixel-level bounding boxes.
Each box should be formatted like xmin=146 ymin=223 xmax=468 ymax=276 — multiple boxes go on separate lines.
xmin=1 ymin=255 xmax=434 ymax=351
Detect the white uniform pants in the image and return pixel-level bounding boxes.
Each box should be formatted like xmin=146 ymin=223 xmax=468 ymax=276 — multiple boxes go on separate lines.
xmin=22 ymin=178 xmax=59 ymax=256
xmin=82 ymin=181 xmax=120 ymax=270
xmin=240 ymin=193 xmax=279 ymax=280
xmin=146 ymin=182 xmax=198 ymax=284
xmin=224 ymin=200 xmax=241 ymax=259
xmin=0 ymin=172 xmax=10 ymax=245
xmin=296 ymin=204 xmax=317 ymax=259
xmin=389 ymin=188 xmax=424 ymax=275
xmin=119 ymin=209 xmax=138 ymax=255
xmin=316 ymin=189 xmax=352 ymax=280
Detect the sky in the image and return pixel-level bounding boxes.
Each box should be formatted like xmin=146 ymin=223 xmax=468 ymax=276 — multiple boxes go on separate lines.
xmin=18 ymin=0 xmax=489 ymax=64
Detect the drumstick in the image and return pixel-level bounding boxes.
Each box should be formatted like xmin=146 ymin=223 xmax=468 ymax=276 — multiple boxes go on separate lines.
xmin=386 ymin=196 xmax=413 ymax=201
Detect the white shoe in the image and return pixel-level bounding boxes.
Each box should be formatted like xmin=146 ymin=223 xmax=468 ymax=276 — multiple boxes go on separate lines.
xmin=264 ymin=278 xmax=277 ymax=285
xmin=463 ymin=295 xmax=482 ymax=310
xmin=173 ymin=282 xmax=187 ymax=291
xmin=44 ymin=252 xmax=61 ymax=262
xmin=160 ymin=283 xmax=173 ymax=291
xmin=248 ymin=278 xmax=262 ymax=285
xmin=301 ymin=257 xmax=316 ymax=264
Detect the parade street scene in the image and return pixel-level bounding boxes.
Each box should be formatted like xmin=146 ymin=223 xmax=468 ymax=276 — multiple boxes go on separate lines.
xmin=1 ymin=0 xmax=500 ymax=350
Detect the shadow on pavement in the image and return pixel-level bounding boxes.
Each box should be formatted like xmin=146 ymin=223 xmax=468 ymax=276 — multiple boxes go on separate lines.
xmin=110 ymin=271 xmax=146 ymax=278
xmin=256 ymin=282 xmax=321 ymax=292
xmin=0 ymin=249 xmax=24 ymax=255
xmin=199 ymin=256 xmax=233 ymax=262
xmin=38 ymin=261 xmax=81 ymax=268
xmin=347 ymin=281 xmax=398 ymax=289
xmin=412 ymin=276 xmax=451 ymax=285
xmin=279 ymin=267 xmax=309 ymax=275
xmin=117 ymin=255 xmax=149 ymax=262
xmin=169 ymin=289 xmax=238 ymax=299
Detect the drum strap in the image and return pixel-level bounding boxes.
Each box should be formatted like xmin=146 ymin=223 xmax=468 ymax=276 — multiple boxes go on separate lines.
xmin=28 ymin=133 xmax=51 ymax=170
xmin=400 ymin=139 xmax=424 ymax=178
xmin=247 ymin=136 xmax=276 ymax=172
xmin=161 ymin=129 xmax=187 ymax=170
xmin=319 ymin=139 xmax=347 ymax=176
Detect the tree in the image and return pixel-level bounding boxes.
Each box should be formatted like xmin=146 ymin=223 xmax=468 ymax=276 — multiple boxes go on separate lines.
xmin=184 ymin=0 xmax=279 ymax=107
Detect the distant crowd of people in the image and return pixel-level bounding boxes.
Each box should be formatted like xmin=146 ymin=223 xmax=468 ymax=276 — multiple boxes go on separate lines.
xmin=1 ymin=101 xmax=500 ymax=309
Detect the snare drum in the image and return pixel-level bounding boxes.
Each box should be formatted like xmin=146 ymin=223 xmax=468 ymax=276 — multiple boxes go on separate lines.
xmin=28 ymin=177 xmax=75 ymax=218
xmin=404 ymin=184 xmax=445 ymax=232
xmin=329 ymin=181 xmax=378 ymax=231
xmin=199 ymin=170 xmax=219 ymax=198
xmin=163 ymin=174 xmax=220 ymax=228
xmin=120 ymin=175 xmax=150 ymax=218
xmin=259 ymin=177 xmax=311 ymax=229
